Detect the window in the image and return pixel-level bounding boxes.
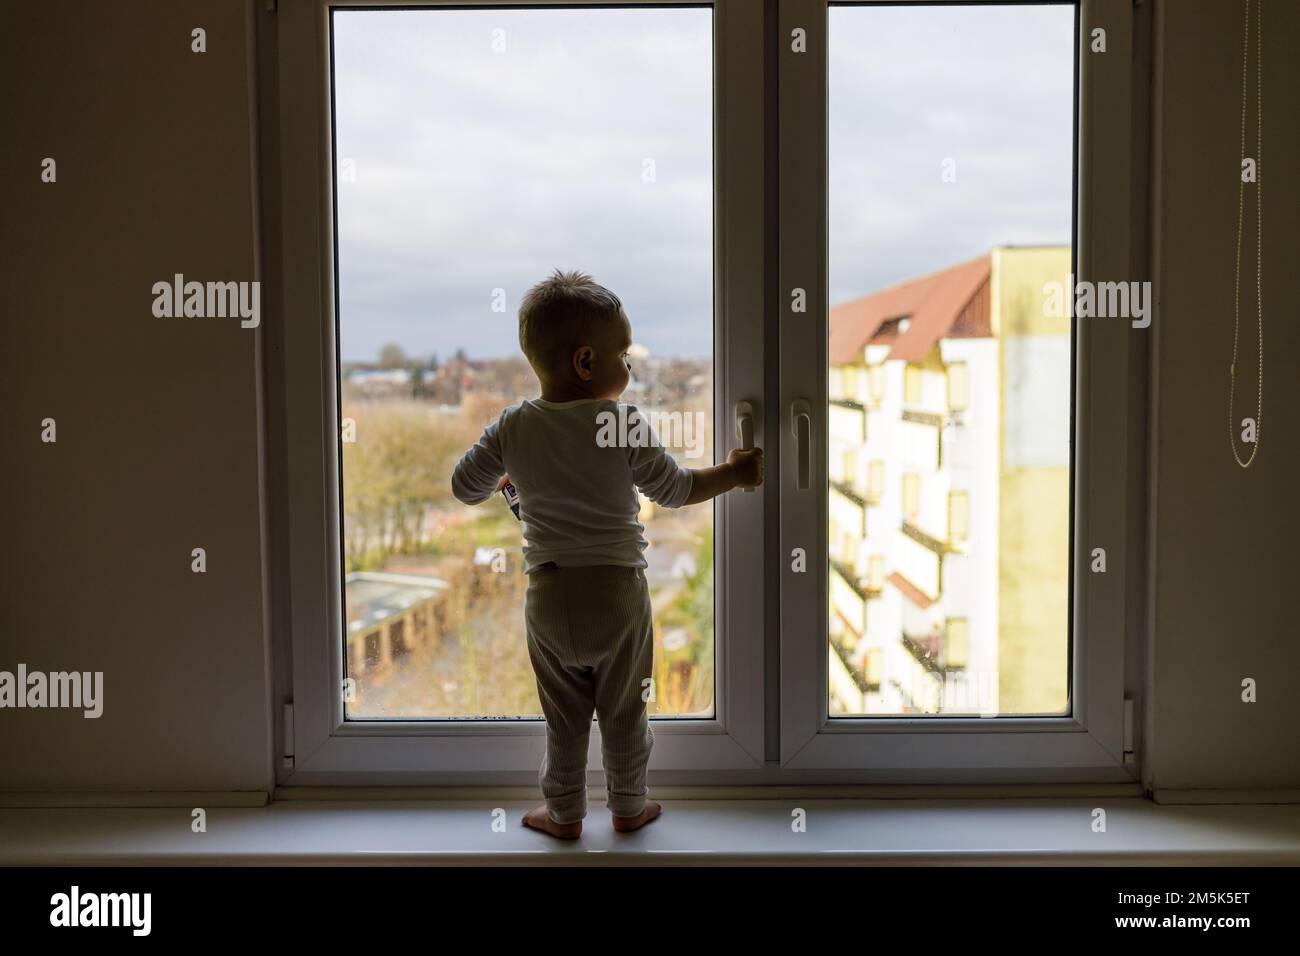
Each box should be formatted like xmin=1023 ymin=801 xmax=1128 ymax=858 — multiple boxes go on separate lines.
xmin=867 ymin=554 xmax=885 ymax=592
xmin=948 ymin=490 xmax=969 ymax=542
xmin=903 ymin=364 xmax=922 ymax=404
xmin=276 ymin=0 xmax=766 ymax=783
xmin=777 ymin=0 xmax=1144 ymax=775
xmin=947 ymin=361 xmax=968 ymax=412
xmin=902 ymin=473 xmax=920 ymax=520
xmin=945 ymin=618 xmax=969 ymax=670
xmin=330 ymin=6 xmax=717 ymax=720
xmin=829 ymin=366 xmax=843 ymax=399
xmin=840 ymin=531 xmax=859 ymax=567
xmin=867 ymin=459 xmax=884 ymax=502
xmin=868 ymin=365 xmax=885 ymax=405
xmin=274 ymin=0 xmax=1146 ymax=787
xmin=864 ymin=648 xmax=884 ymax=686
xmin=842 ymin=448 xmax=858 ymax=490
xmin=826 ymin=1 xmax=1074 ymax=720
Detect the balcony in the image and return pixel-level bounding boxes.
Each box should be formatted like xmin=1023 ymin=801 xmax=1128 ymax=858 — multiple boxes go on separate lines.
xmin=898 ymin=415 xmax=941 ymax=471
xmin=892 ymin=535 xmax=942 ymax=603
xmin=830 ymin=640 xmax=877 ymax=696
xmin=884 ymin=639 xmax=943 ymax=713
xmin=830 ymin=555 xmax=882 ymax=600
xmin=830 ymin=485 xmax=867 ymax=539
xmin=902 ymin=625 xmax=968 ymax=675
xmin=902 ymin=632 xmax=943 ymax=675
xmin=829 ymin=400 xmax=867 ymax=445
xmin=901 ymin=409 xmax=946 ymax=428
xmin=831 ymin=480 xmax=867 ymax=508
xmin=901 ymin=519 xmax=948 ymax=556
xmin=830 ymin=562 xmax=868 ymax=637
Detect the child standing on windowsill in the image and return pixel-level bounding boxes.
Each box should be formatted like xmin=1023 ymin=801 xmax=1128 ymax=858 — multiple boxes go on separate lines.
xmin=451 ymin=269 xmax=762 ymax=839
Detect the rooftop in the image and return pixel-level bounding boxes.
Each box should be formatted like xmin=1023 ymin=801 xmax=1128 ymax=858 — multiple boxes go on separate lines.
xmin=345 ymin=572 xmax=447 ymax=633
xmin=829 ymin=255 xmax=992 ymax=366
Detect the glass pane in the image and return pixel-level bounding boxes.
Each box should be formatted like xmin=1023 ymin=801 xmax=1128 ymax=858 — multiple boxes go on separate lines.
xmin=827 ymin=3 xmax=1074 ymax=717
xmin=332 ymin=7 xmax=715 ymax=719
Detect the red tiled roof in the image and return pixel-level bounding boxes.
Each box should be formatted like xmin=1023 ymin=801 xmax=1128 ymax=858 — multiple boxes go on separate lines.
xmin=886 ymin=571 xmax=937 ymax=610
xmin=829 ymin=256 xmax=992 ymax=366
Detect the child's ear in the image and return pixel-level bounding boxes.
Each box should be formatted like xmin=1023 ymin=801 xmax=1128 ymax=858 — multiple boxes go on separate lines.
xmin=572 ymin=345 xmax=594 ymax=381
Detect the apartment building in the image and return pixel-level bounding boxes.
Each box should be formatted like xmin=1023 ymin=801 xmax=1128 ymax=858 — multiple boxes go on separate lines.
xmin=828 ymin=246 xmax=1071 ymax=716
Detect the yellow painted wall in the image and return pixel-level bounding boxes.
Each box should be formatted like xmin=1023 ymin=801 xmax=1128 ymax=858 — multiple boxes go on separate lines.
xmin=994 ymin=247 xmax=1071 ymax=715
xmin=997 ymin=468 xmax=1070 ymax=714
xmin=991 ymin=245 xmax=1073 ymax=337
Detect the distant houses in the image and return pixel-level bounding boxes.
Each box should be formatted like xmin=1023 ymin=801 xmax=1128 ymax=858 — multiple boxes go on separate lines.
xmin=342 ymin=352 xmax=485 ymax=402
xmin=345 ymin=571 xmax=448 ymax=674
xmin=346 ymin=367 xmax=414 ymax=396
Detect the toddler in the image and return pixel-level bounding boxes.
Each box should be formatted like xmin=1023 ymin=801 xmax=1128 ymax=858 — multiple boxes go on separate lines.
xmin=451 ymin=269 xmax=763 ymax=839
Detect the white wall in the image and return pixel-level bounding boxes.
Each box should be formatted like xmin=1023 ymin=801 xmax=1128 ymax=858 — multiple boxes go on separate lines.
xmin=0 ymin=0 xmax=272 ymax=798
xmin=1147 ymin=0 xmax=1300 ymax=795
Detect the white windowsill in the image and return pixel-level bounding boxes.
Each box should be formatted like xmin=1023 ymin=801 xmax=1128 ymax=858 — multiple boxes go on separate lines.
xmin=3 ymin=797 xmax=1299 ymax=865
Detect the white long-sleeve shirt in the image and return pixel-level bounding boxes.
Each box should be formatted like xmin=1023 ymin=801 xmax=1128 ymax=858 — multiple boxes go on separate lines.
xmin=451 ymin=398 xmax=694 ymax=572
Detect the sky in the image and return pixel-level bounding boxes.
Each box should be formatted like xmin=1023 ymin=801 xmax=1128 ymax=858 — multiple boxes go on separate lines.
xmin=332 ymin=4 xmax=1074 ymax=363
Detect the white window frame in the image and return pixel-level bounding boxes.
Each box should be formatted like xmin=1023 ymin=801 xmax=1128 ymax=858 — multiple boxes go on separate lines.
xmin=271 ymin=0 xmax=767 ymax=786
xmin=777 ymin=0 xmax=1147 ymax=781
xmin=269 ymin=0 xmax=1149 ymax=789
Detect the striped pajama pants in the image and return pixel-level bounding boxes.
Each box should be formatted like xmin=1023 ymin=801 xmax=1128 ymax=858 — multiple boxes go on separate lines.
xmin=524 ymin=563 xmax=655 ymax=824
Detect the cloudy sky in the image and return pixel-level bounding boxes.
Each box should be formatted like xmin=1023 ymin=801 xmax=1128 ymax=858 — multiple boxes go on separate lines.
xmin=332 ymin=4 xmax=1074 ymax=363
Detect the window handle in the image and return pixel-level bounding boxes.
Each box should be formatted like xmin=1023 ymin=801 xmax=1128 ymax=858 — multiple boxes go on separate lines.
xmin=791 ymin=399 xmax=811 ymax=491
xmin=735 ymin=400 xmax=756 ymax=493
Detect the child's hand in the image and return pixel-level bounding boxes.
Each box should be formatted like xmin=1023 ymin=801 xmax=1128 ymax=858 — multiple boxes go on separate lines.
xmin=726 ymin=447 xmax=764 ymax=489
xmin=495 ymin=473 xmax=511 ymax=492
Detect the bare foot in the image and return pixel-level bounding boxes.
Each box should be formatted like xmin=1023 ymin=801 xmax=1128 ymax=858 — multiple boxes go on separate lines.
xmin=522 ymin=804 xmax=582 ymax=840
xmin=612 ymin=800 xmax=662 ymax=833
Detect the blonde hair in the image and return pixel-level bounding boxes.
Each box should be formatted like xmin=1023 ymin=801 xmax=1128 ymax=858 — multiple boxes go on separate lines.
xmin=518 ymin=269 xmax=624 ymax=375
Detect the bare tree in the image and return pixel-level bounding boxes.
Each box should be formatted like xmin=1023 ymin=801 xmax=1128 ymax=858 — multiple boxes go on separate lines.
xmin=378 ymin=342 xmax=409 ymax=369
